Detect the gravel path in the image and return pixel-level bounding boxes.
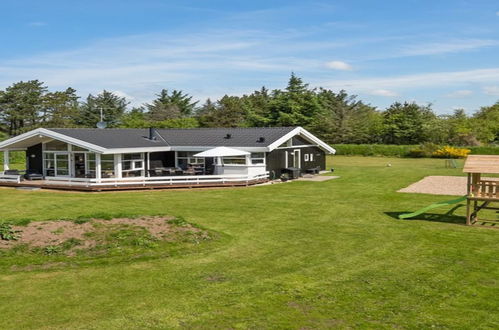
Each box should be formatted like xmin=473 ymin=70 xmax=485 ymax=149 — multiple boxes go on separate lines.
xmin=398 ymin=176 xmax=498 ymax=196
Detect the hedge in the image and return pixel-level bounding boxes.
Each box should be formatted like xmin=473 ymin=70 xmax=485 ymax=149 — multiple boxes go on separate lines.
xmin=334 ymin=144 xmax=499 ymax=157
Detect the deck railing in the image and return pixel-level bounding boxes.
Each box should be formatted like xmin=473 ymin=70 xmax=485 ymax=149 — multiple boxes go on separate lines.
xmin=21 ymin=172 xmax=269 ymax=187
xmin=472 ymin=180 xmax=499 ymax=200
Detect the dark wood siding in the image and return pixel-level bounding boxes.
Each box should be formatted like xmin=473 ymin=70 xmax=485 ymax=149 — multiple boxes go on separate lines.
xmin=26 ymin=143 xmax=43 ymax=174
xmin=299 ymin=146 xmax=326 ymax=172
xmin=266 ymin=146 xmax=326 ymax=177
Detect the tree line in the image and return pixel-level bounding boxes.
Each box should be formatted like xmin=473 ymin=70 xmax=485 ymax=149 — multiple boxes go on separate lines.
xmin=0 ymin=74 xmax=498 ymax=145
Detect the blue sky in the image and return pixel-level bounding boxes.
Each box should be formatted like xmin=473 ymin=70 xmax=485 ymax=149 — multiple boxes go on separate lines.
xmin=1 ymin=0 xmax=499 ymax=114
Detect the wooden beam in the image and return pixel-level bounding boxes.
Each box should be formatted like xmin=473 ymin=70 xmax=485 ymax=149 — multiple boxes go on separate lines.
xmin=3 ymin=150 xmax=9 ymax=171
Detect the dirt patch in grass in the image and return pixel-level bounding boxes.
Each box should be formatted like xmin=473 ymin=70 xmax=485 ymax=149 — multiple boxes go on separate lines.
xmin=0 ymin=216 xmax=210 ymax=255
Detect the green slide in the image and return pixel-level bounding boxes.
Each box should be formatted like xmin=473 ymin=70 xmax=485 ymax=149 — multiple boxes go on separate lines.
xmin=398 ymin=195 xmax=467 ymax=219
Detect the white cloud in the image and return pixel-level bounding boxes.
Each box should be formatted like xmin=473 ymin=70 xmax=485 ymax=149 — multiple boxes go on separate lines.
xmin=325 ymin=60 xmax=352 ymax=71
xmin=483 ymin=86 xmax=499 ymax=96
xmin=320 ymin=68 xmax=499 ymax=92
xmin=111 ymin=90 xmax=135 ymax=101
xmin=369 ymin=89 xmax=398 ymax=97
xmin=496 ymin=11 xmax=499 ymax=16
xmin=400 ymin=39 xmax=499 ymax=56
xmin=445 ymin=90 xmax=473 ymax=98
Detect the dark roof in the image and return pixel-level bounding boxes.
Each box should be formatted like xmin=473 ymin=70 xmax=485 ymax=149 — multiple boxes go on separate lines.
xmin=48 ymin=127 xmax=296 ymax=149
xmin=49 ymin=128 xmax=167 ymax=149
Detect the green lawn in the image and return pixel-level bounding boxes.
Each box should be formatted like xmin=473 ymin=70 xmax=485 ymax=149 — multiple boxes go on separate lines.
xmin=0 ymin=156 xmax=498 ymax=329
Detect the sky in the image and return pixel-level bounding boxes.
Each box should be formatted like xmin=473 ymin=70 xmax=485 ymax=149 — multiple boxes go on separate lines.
xmin=1 ymin=0 xmax=499 ymax=114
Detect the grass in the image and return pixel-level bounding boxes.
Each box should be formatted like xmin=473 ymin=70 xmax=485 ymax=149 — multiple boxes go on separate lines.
xmin=0 ymin=156 xmax=497 ymax=329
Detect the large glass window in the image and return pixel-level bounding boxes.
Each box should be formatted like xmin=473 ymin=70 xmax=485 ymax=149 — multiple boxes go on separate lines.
xmin=251 ymin=153 xmax=265 ymax=165
xmin=101 ymin=154 xmax=115 ymax=178
xmin=122 ymin=153 xmax=144 ymax=177
xmin=86 ymin=153 xmax=96 ymax=178
xmin=223 ymin=156 xmax=247 ymax=165
xmin=43 ymin=152 xmax=69 ymax=176
xmin=45 ymin=140 xmax=68 ymax=151
xmin=43 ymin=153 xmax=55 ymax=176
xmin=177 ymin=152 xmax=205 ymax=169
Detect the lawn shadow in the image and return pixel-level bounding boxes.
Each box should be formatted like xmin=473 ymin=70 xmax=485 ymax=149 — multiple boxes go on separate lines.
xmin=385 ymin=204 xmax=466 ymax=224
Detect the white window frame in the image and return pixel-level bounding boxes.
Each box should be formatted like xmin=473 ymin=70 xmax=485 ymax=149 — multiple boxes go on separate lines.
xmin=222 ymin=156 xmax=247 ymax=166
xmin=304 ymin=154 xmax=309 ymax=162
xmin=250 ymin=152 xmax=266 ymax=165
xmin=176 ymin=152 xmax=205 ymax=167
xmin=122 ymin=153 xmax=145 ymax=173
xmin=310 ymin=153 xmax=314 ymax=162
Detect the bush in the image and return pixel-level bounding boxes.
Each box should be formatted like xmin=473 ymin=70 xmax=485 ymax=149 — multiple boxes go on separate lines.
xmin=0 ymin=223 xmax=19 ymax=241
xmin=432 ymin=146 xmax=471 ymax=158
xmin=334 ymin=144 xmax=499 ymax=158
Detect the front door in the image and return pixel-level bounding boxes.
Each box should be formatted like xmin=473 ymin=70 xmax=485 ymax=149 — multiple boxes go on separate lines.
xmin=74 ymin=153 xmax=86 ymax=178
xmin=292 ymin=149 xmax=301 ymax=168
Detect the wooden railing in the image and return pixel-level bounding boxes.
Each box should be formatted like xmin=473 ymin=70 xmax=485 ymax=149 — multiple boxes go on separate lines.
xmin=34 ymin=172 xmax=270 ymax=187
xmin=472 ymin=180 xmax=499 ymax=200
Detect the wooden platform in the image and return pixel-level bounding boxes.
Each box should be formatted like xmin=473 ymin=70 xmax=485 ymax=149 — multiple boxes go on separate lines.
xmin=0 ymin=179 xmax=268 ymax=192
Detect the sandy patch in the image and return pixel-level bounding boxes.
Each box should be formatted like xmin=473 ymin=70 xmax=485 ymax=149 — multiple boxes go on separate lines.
xmin=398 ymin=175 xmax=499 ymax=196
xmin=0 ymin=216 xmax=206 ymax=251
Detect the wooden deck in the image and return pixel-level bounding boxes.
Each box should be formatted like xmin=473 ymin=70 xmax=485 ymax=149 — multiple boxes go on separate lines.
xmin=0 ymin=178 xmax=268 ymax=192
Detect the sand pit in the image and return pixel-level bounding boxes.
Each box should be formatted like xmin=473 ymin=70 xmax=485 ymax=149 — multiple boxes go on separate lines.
xmin=398 ymin=175 xmax=498 ymax=196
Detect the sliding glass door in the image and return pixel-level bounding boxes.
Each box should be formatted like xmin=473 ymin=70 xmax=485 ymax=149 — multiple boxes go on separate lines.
xmin=43 ymin=152 xmax=70 ymax=177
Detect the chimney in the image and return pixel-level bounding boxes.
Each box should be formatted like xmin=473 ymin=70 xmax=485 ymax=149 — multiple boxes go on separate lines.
xmin=149 ymin=127 xmax=157 ymax=141
xmin=225 ymin=133 xmax=232 ymax=139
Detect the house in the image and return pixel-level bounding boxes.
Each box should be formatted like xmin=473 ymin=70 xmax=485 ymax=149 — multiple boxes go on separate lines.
xmin=0 ymin=126 xmax=335 ymax=191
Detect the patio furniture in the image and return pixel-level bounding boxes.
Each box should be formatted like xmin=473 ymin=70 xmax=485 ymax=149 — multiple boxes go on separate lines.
xmin=24 ymin=171 xmax=44 ymax=180
xmin=306 ymin=167 xmax=320 ymax=175
xmin=4 ymin=170 xmax=21 ymax=175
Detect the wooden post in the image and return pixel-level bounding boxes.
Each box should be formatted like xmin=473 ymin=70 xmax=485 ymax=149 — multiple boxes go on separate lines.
xmin=3 ymin=150 xmax=9 ymax=171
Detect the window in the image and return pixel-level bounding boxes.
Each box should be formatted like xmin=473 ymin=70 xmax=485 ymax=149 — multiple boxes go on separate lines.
xmin=310 ymin=153 xmax=314 ymax=161
xmin=43 ymin=152 xmax=69 ymax=176
xmin=122 ymin=153 xmax=144 ymax=177
xmin=177 ymin=152 xmax=205 ymax=169
xmin=251 ymin=153 xmax=265 ymax=165
xmin=43 ymin=153 xmax=55 ymax=176
xmin=72 ymin=145 xmax=88 ymax=152
xmin=304 ymin=154 xmax=309 ymax=162
xmin=86 ymin=153 xmax=96 ymax=178
xmin=101 ymin=154 xmax=115 ymax=178
xmin=45 ymin=140 xmax=68 ymax=151
xmin=223 ymin=156 xmax=247 ymax=165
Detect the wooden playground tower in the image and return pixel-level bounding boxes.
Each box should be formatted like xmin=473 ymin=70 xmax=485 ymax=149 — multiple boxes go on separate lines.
xmin=464 ymin=155 xmax=499 ymax=225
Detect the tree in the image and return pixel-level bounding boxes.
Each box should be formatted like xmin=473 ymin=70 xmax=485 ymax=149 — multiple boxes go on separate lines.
xmin=196 ymin=96 xmax=248 ymax=127
xmin=382 ymin=102 xmax=436 ymax=144
xmin=268 ymin=73 xmax=322 ymax=127
xmin=312 ymin=89 xmax=382 ymax=144
xmin=0 ymin=80 xmax=47 ymax=135
xmin=471 ymin=102 xmax=499 ymax=143
xmin=243 ymin=87 xmax=272 ymax=127
xmin=42 ymin=87 xmax=80 ymax=127
xmin=146 ymin=89 xmax=198 ymax=121
xmin=77 ymin=90 xmax=129 ymax=127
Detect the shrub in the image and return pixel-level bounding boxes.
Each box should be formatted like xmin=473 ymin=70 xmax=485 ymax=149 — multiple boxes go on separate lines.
xmin=432 ymin=146 xmax=471 ymax=158
xmin=44 ymin=245 xmax=62 ymax=255
xmin=407 ymin=148 xmax=425 ymax=158
xmin=0 ymin=223 xmax=19 ymax=241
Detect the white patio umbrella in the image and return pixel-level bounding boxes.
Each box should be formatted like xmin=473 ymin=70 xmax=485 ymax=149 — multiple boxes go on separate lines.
xmin=193 ymin=147 xmax=250 ymax=158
